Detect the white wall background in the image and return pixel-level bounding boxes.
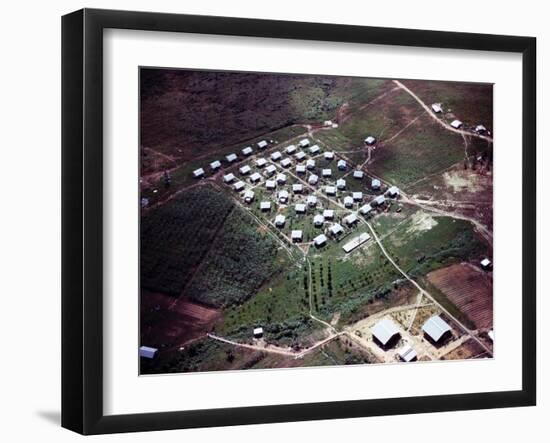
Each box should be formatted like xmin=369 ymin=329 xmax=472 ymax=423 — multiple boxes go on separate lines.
xmin=0 ymin=0 xmax=545 ymax=441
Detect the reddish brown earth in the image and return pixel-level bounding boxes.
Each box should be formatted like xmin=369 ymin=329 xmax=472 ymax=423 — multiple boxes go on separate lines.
xmin=427 ymin=263 xmax=493 ymax=330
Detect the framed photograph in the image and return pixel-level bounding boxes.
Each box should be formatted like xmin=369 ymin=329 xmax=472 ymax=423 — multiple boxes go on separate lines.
xmin=62 ymin=8 xmax=536 ymax=435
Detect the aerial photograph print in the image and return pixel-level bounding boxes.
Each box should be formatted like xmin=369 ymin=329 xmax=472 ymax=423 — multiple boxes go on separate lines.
xmin=139 ymin=68 xmax=494 ymax=375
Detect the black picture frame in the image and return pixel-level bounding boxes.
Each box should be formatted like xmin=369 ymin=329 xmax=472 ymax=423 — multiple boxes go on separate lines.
xmin=62 ymin=8 xmax=537 ymax=435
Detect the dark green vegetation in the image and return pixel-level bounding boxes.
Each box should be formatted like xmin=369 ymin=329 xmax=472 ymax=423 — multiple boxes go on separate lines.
xmin=186 ymin=208 xmax=283 ymax=308
xmin=369 ymin=115 xmax=466 ymax=187
xmin=140 ymin=186 xmax=234 ymax=295
xmin=400 ymin=79 xmax=493 ymax=131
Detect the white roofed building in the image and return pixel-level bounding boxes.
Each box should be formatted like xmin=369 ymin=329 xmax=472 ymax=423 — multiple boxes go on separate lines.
xmin=344 ymin=196 xmax=354 ymax=207
xmin=353 ymin=170 xmax=364 ymax=179
xmin=296 ymin=165 xmax=306 ymax=174
xmin=253 ymin=327 xmax=264 ymax=338
xmin=210 ymin=160 xmax=221 ymax=170
xmin=265 ymin=179 xmax=276 ymax=190
xmin=260 ymin=201 xmax=271 ymax=211
xmin=243 ymin=190 xmax=255 ymax=203
xmin=250 ymin=172 xmax=262 ymax=183
xmin=398 ymin=344 xmax=418 ymax=362
xmin=364 ymin=136 xmax=376 ymax=145
xmin=307 ymin=195 xmax=317 ymax=207
xmin=276 ymin=173 xmax=287 ymax=184
xmin=295 ymin=151 xmax=306 ymax=161
xmin=295 ymin=203 xmax=306 ymax=214
xmin=324 ymin=151 xmax=335 ymax=160
xmin=387 ymin=186 xmax=399 ymax=198
xmin=223 ymin=173 xmax=235 ymax=183
xmin=352 ymin=192 xmax=363 ymax=201
xmin=286 ymin=144 xmax=297 ymax=154
xmin=475 ymin=124 xmax=487 ymax=134
xmin=234 ymin=181 xmax=245 ymax=192
xmin=278 ymin=190 xmax=289 ymax=203
xmin=372 ymin=318 xmax=401 ymax=349
xmin=451 ymin=119 xmax=463 ymax=129
xmin=325 ymin=185 xmax=336 ymax=195
xmin=265 ymin=165 xmax=277 ymax=176
xmin=271 ymin=151 xmax=282 ymax=161
xmin=359 ymin=204 xmax=372 ymax=215
xmin=299 ymin=138 xmax=310 ymax=148
xmin=239 ymin=165 xmax=251 ymax=175
xmin=257 ymin=140 xmax=268 ymax=149
xmin=309 ymin=145 xmax=320 ymax=155
xmin=291 ymin=230 xmax=303 ymax=242
xmin=242 ymin=146 xmax=253 ymax=156
xmin=371 ymin=178 xmax=381 ymax=189
xmin=480 ymin=258 xmax=492 ymax=270
xmin=373 ymin=195 xmax=386 ymax=206
xmin=306 ymin=159 xmax=315 ymax=169
xmin=422 ymin=316 xmax=452 ymax=344
xmin=139 ymin=346 xmax=158 ymax=359
xmin=292 ymin=183 xmax=303 ymax=193
xmin=313 ymin=234 xmax=327 ymax=247
xmin=313 ymin=214 xmax=325 ymax=227
xmin=308 ymin=174 xmax=319 ymax=185
xmin=343 ymin=213 xmax=358 ymax=226
xmin=342 ymin=232 xmax=370 ymax=253
xmin=256 ymin=158 xmax=267 ymax=168
xmin=323 ymin=209 xmax=334 ymax=219
xmin=275 ymin=214 xmax=286 ymax=227
xmin=281 ymin=158 xmax=292 ymax=168
xmin=336 ymin=178 xmax=346 ymax=190
xmin=329 ymin=223 xmax=344 ymax=236
xmin=226 ymin=153 xmax=238 ymax=163
xmin=431 ymin=103 xmax=442 ymax=113
xmin=193 ymin=168 xmax=205 ymax=178
xmin=337 ymin=159 xmax=347 ymax=170
xmin=322 ymin=169 xmax=332 ymax=177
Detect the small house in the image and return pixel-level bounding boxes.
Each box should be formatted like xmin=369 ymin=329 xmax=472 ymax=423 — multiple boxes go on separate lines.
xmin=242 ymin=146 xmax=253 ymax=156
xmin=475 ymin=124 xmax=487 ymax=134
xmin=295 ymin=203 xmax=306 ymax=214
xmin=337 ymin=159 xmax=347 ymax=170
xmin=322 ymin=169 xmax=332 ymax=178
xmin=239 ymin=165 xmax=251 ymax=175
xmin=329 ymin=223 xmax=344 ymax=236
xmin=234 ymin=181 xmax=245 ymax=192
xmin=480 ymin=258 xmax=492 ymax=270
xmin=323 ymin=209 xmax=334 ymax=219
xmin=250 ymin=172 xmax=262 ymax=183
xmin=226 ymin=153 xmax=238 ymax=163
xmin=352 ymin=192 xmax=363 ymax=201
xmin=431 ymin=103 xmax=442 ymax=113
xmin=313 ymin=233 xmax=327 ymax=247
xmin=243 ymin=190 xmax=255 ymax=203
xmin=343 ymin=213 xmax=358 ymax=226
xmin=309 ymin=145 xmax=320 ymax=155
xmin=372 ymin=318 xmax=401 ymax=349
xmin=257 ymin=140 xmax=268 ymax=149
xmin=281 ymin=158 xmax=292 ymax=168
xmin=299 ymin=138 xmax=310 ymax=148
xmin=450 ymin=119 xmax=463 ymax=129
xmin=271 ymin=151 xmax=282 ymax=161
xmin=278 ymin=190 xmax=289 ymax=203
xmin=295 ymin=151 xmax=306 ymax=162
xmin=253 ymin=327 xmax=264 ymax=338
xmin=193 ymin=168 xmax=205 ymax=178
xmin=210 ymin=160 xmax=221 ymax=170
xmin=306 ymin=159 xmax=315 ymax=169
xmin=276 ymin=173 xmax=287 ymax=184
xmin=387 ymin=186 xmax=399 ymax=198
xmin=336 ymin=178 xmax=346 ymax=190
xmin=324 ymin=151 xmax=335 ymax=160
xmin=364 ymin=136 xmax=376 ymax=146
xmin=398 ymin=344 xmax=418 ymax=362
xmin=371 ymin=178 xmax=381 ymax=190
xmin=372 ymin=195 xmax=386 ymax=206
xmin=344 ymin=196 xmax=354 ymax=207
xmin=307 ymin=195 xmax=317 ymax=207
xmin=223 ymin=173 xmax=235 ymax=183
xmin=256 ymin=158 xmax=267 ymax=168
xmin=325 ymin=185 xmax=336 ymax=196
xmin=342 ymin=232 xmax=370 ymax=253
xmin=296 ymin=165 xmax=306 ymax=174
xmin=292 ymin=183 xmax=303 ymax=193
xmin=265 ymin=179 xmax=276 ymax=190
xmin=422 ymin=315 xmax=452 ymax=344
xmin=139 ymin=346 xmax=158 ymax=359
xmin=265 ymin=165 xmax=277 ymax=176
xmin=275 ymin=214 xmax=286 ymax=227
xmin=359 ymin=204 xmax=372 ymax=215
xmin=260 ymin=201 xmax=271 ymax=211
xmin=308 ymin=174 xmax=319 ymax=185
xmin=286 ymin=144 xmax=297 ymax=154
xmin=313 ymin=214 xmax=325 ymax=227
xmin=353 ymin=170 xmax=364 ymax=179
xmin=291 ymin=230 xmax=303 ymax=242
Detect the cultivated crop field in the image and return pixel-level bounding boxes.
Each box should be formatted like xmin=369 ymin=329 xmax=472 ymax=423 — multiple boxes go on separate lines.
xmin=139 ymin=69 xmax=494 ymax=374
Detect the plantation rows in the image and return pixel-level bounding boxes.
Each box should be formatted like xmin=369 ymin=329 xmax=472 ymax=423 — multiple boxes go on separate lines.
xmin=140 ymin=186 xmax=234 ymax=296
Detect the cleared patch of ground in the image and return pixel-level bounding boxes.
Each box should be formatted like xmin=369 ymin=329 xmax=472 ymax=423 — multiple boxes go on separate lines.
xmin=427 ymin=263 xmax=493 ymax=330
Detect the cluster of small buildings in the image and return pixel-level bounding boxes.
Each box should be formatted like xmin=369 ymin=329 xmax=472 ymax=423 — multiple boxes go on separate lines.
xmin=431 ymin=102 xmax=489 ymax=135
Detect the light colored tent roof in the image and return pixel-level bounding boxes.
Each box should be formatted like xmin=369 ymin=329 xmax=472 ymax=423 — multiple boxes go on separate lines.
xmin=307 ymin=195 xmax=317 ymax=205
xmin=278 ymin=190 xmax=289 ymax=199
xmin=398 ymin=344 xmax=417 ymax=362
xmin=422 ymin=316 xmax=452 ymax=342
xmin=296 ymin=165 xmax=306 ymax=173
xmin=281 ymin=158 xmax=292 ymax=167
xmin=226 ymin=153 xmax=237 ymax=162
xmin=353 ymin=170 xmax=364 ymax=178
xmin=193 ymin=168 xmax=205 ymax=176
xmin=371 ymin=178 xmax=381 ymax=187
xmin=295 ymin=151 xmax=306 ymax=160
xmin=451 ymin=119 xmax=463 ymax=129
xmin=292 ymin=183 xmax=303 ymax=192
xmin=266 ymin=165 xmax=277 ymax=174
xmin=325 ymin=185 xmax=336 ymax=194
xmin=260 ymin=201 xmax=271 ymax=210
xmin=308 ymin=174 xmax=319 ymax=184
xmin=306 ymin=159 xmax=315 ymax=168
xmin=250 ymin=172 xmax=261 ymax=181
xmin=431 ymin=103 xmax=442 ymax=113
xmin=344 ymin=196 xmax=354 ymax=206
xmin=387 ymin=186 xmax=399 ymax=196
xmin=244 ymin=190 xmax=254 ymax=200
xmin=291 ymin=230 xmax=303 ymax=240
xmin=481 ymin=258 xmax=491 ymax=267
xmin=323 ymin=209 xmax=334 ymax=218
xmin=256 ymin=158 xmax=267 ymax=167
xmin=309 ymin=145 xmax=320 ymax=153
xmin=210 ymin=160 xmax=221 ymax=169
xmin=295 ymin=203 xmax=306 ymax=212
xmin=265 ymin=180 xmax=276 ymax=188
xmin=336 ymin=178 xmax=346 ymax=188
xmin=475 ymin=124 xmax=487 ymax=133
xmin=276 ymin=173 xmax=287 ymax=182
xmin=286 ymin=144 xmax=297 ymax=153
xmin=324 ymin=151 xmax=335 ymax=159
xmin=253 ymin=327 xmax=264 ymax=335
xmin=275 ymin=214 xmax=286 ymax=225
xmin=223 ymin=173 xmax=235 ymax=182
xmin=299 ymin=138 xmax=310 ymax=147
xmin=324 ymin=120 xmax=333 ymax=126
xmin=352 ymin=192 xmax=363 ymax=200
xmin=257 ymin=140 xmax=268 ymax=148
xmin=322 ymin=169 xmax=332 ymax=176
xmin=234 ymin=181 xmax=245 ymax=190
xmin=364 ymin=136 xmax=376 ymax=144
xmin=139 ymin=346 xmax=158 ymax=359
xmin=314 ymin=234 xmax=327 ymax=245
xmin=337 ymin=159 xmax=347 ymax=168
xmin=373 ymin=195 xmax=385 ymax=205
xmin=242 ymin=146 xmax=253 ymax=155
xmin=239 ymin=165 xmax=251 ymax=174
xmin=372 ymin=318 xmax=400 ymax=346
xmin=271 ymin=151 xmax=282 ymax=160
